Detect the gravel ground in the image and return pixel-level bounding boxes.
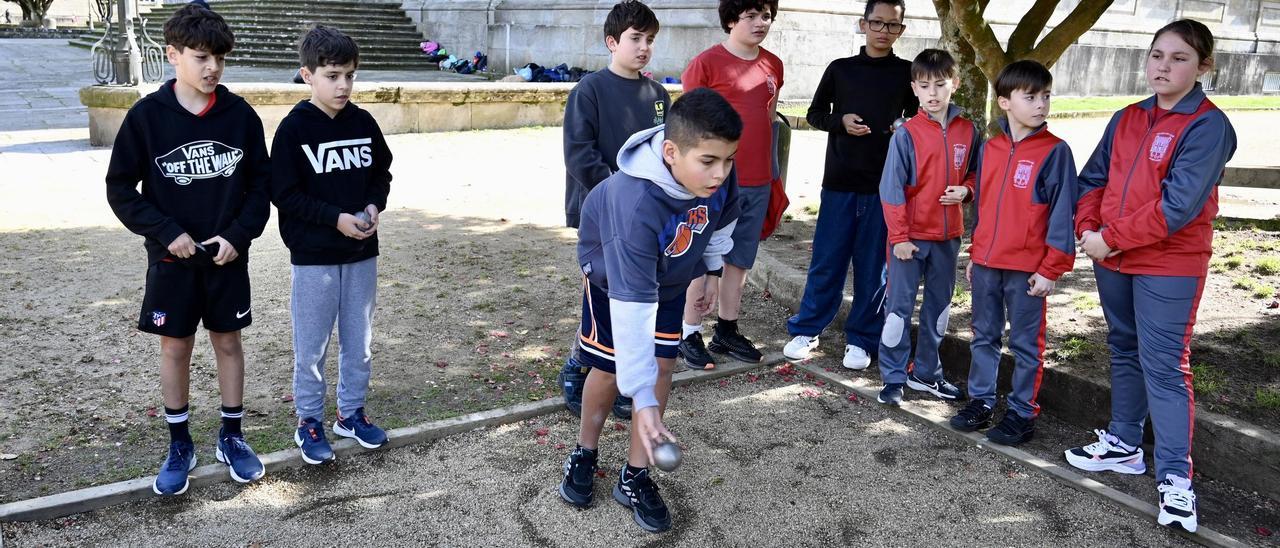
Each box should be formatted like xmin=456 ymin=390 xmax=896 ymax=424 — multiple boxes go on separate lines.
xmin=1 ymin=357 xmax=1200 ymax=547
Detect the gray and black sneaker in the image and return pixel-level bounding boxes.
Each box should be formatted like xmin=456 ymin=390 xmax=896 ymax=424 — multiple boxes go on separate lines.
xmin=678 ymin=332 xmax=716 ymax=370
xmin=559 ymin=446 xmax=598 ymax=508
xmin=613 ymin=467 xmax=672 ymax=533
xmin=708 ymin=323 xmax=763 ymax=363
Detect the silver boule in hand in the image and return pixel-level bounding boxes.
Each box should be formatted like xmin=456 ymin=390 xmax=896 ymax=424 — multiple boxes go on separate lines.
xmin=653 ymin=441 xmax=682 ymax=472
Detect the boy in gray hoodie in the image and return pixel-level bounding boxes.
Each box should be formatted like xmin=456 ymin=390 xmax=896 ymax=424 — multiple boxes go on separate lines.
xmin=556 ymin=89 xmax=741 ymax=534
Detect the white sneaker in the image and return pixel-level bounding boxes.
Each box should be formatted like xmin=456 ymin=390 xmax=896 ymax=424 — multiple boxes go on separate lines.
xmin=783 ymin=335 xmax=819 ymax=360
xmin=1063 ymin=429 xmax=1146 ymax=474
xmin=1157 ymin=475 xmax=1198 ymax=533
xmin=842 ymin=345 xmax=871 ymax=370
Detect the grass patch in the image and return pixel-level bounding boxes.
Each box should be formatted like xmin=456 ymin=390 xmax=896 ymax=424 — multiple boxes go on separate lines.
xmin=1051 ymin=336 xmax=1100 ymax=362
xmin=1233 ymin=276 xmax=1258 ymax=291
xmin=1255 ymin=256 xmax=1280 ymax=276
xmin=801 ymin=204 xmax=819 ymax=216
xmin=1255 ymin=388 xmax=1280 ymax=409
xmin=1253 ymin=284 xmax=1276 ymax=299
xmin=951 ymin=282 xmax=970 ymax=306
xmin=1191 ymin=363 xmax=1225 ymax=395
xmin=1071 ymin=293 xmax=1100 ymax=312
xmin=1264 ymin=351 xmax=1280 ymax=370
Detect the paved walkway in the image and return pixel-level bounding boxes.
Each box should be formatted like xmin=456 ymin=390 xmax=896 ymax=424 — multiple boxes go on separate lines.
xmin=0 ymin=38 xmax=480 ymax=132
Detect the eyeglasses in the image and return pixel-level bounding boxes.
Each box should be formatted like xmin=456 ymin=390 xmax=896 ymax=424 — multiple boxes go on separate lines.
xmin=865 ymin=19 xmax=905 ymax=35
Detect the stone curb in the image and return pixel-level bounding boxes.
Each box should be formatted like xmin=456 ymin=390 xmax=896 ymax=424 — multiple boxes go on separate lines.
xmin=0 ymin=355 xmax=783 ymax=523
xmin=748 ymin=248 xmax=1280 ymax=503
xmin=797 ymin=363 xmax=1247 ymax=548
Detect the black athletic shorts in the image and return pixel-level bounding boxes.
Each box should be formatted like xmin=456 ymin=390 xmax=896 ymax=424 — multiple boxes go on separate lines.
xmin=138 ymin=258 xmax=252 ymax=338
xmin=576 ymin=278 xmax=685 ymax=374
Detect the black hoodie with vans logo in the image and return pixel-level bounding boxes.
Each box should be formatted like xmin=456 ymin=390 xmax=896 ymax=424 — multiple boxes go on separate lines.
xmin=269 ymin=100 xmax=393 ymax=266
xmin=105 ymin=80 xmax=271 ymax=266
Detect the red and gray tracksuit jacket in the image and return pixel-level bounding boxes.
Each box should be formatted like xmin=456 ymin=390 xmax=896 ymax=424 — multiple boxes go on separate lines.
xmin=880 ymin=105 xmax=980 ymax=243
xmin=969 ymin=119 xmax=1078 ymax=280
xmin=1076 ymin=84 xmax=1237 ymax=277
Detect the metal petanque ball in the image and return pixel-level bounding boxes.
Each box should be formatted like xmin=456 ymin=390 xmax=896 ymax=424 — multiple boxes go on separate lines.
xmin=891 ymin=116 xmax=908 ymax=132
xmin=653 ymin=442 xmax=682 ymax=472
xmin=355 ymin=210 xmax=372 ymax=231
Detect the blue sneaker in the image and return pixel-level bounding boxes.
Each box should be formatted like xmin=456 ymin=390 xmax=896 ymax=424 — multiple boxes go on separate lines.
xmin=334 ymin=408 xmax=388 ymax=449
xmin=878 ymin=383 xmax=905 ymax=406
xmin=153 ymin=440 xmax=197 ymax=496
xmin=295 ymin=417 xmax=335 ymax=465
xmin=216 ymin=428 xmax=265 ymax=483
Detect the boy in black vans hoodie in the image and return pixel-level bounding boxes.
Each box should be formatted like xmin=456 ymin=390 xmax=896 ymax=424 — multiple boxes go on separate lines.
xmin=105 ymin=2 xmax=270 ymax=496
xmin=268 ymin=25 xmax=393 ymax=465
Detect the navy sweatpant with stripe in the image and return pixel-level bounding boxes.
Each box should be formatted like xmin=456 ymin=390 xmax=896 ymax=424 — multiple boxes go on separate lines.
xmin=966 ymin=264 xmax=1047 ymax=419
xmin=1095 ymin=267 xmax=1204 ymax=481
xmin=879 ymin=239 xmax=961 ymax=385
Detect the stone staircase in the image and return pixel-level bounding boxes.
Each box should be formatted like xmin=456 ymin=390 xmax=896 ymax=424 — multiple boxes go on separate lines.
xmin=69 ymin=0 xmax=435 ymax=71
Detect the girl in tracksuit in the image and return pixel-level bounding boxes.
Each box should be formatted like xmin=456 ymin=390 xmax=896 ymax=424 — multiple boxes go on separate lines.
xmin=1063 ymin=19 xmax=1236 ymax=534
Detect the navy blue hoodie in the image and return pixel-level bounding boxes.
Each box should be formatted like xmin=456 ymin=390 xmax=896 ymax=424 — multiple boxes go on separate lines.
xmin=269 ymin=100 xmax=393 ymax=265
xmin=105 ymin=80 xmax=271 ymax=265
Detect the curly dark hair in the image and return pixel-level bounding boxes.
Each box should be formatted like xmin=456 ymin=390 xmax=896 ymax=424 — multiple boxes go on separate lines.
xmin=717 ymin=0 xmax=778 ymax=33
xmin=163 ymin=2 xmax=233 ymax=54
xmin=299 ymin=24 xmax=360 ymax=72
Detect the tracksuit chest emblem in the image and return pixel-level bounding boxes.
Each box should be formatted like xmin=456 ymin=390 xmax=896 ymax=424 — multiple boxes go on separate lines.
xmin=653 ymin=101 xmax=665 ymax=125
xmin=952 ymin=143 xmax=968 ymax=169
xmin=1013 ymin=160 xmax=1034 ymax=189
xmin=1149 ymin=132 xmax=1174 ymax=162
xmin=155 ymin=140 xmax=244 ymax=185
xmin=664 ymin=205 xmax=709 ymax=258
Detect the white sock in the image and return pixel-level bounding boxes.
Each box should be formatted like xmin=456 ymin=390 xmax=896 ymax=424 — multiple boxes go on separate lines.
xmin=682 ymin=322 xmax=701 ymax=339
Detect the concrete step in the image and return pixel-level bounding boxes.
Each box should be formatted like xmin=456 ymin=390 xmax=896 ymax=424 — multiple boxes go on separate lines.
xmin=226 ymin=55 xmax=439 ymax=70
xmin=228 ymin=24 xmax=422 ymax=38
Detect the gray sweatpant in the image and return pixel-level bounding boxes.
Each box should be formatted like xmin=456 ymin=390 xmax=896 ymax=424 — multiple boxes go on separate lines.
xmin=291 ymin=257 xmax=377 ymax=422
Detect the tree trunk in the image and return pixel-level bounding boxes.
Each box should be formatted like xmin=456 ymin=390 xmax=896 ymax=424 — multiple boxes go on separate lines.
xmin=934 ymin=1 xmax=990 ymax=137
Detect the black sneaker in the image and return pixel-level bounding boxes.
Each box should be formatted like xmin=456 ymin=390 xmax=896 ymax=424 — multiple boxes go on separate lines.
xmin=986 ymin=413 xmax=1035 ymax=446
xmin=708 ymin=324 xmax=763 ymax=363
xmin=559 ymin=446 xmax=598 ymax=508
xmin=678 ymin=332 xmax=716 ymax=370
xmin=949 ymin=400 xmax=993 ymax=432
xmin=613 ymin=467 xmax=672 ymax=533
xmin=877 ymin=383 xmax=904 ymax=406
xmin=906 ymin=371 xmax=964 ymax=400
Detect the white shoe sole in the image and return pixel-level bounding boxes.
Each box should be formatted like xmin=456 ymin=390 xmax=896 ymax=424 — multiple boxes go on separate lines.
xmin=216 ymin=447 xmax=264 ymax=483
xmin=782 ymin=338 xmax=818 ymax=361
xmin=906 ymin=378 xmax=960 ymax=400
xmin=294 ymin=430 xmax=334 ymax=465
xmin=842 ymin=358 xmax=871 ymax=370
xmin=1063 ymin=450 xmax=1147 ymax=474
xmin=1158 ymin=511 xmax=1198 ymax=533
xmin=333 ymin=421 xmax=386 ymax=449
xmin=152 ymin=455 xmax=197 ymax=496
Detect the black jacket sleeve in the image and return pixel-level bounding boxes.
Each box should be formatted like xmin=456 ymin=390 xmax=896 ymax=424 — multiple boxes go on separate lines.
xmin=269 ymin=120 xmax=343 ymax=227
xmin=104 ymin=108 xmax=187 ymax=248
xmin=806 ymin=61 xmax=845 ymax=133
xmin=364 ymin=117 xmax=393 ymax=212
xmin=563 ymin=81 xmax=614 ymax=190
xmin=220 ymin=113 xmax=272 ymax=252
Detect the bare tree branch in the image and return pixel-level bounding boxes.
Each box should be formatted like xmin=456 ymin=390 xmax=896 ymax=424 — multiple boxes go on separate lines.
xmin=1007 ymin=0 xmax=1060 ymax=56
xmin=948 ymin=0 xmax=1008 ymax=80
xmin=1027 ymin=0 xmax=1115 ymax=68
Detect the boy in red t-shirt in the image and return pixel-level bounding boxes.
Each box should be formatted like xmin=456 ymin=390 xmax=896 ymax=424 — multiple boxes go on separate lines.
xmin=677 ymin=0 xmax=784 ymax=369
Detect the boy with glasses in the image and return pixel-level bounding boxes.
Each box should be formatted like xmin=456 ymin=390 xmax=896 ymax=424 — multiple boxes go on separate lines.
xmin=783 ymin=0 xmax=917 ymax=371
